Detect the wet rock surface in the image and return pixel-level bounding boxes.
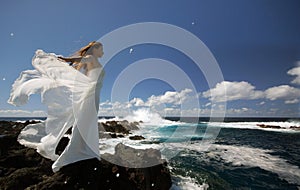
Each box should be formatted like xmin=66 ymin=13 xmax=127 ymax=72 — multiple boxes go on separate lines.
xmin=0 ymin=120 xmax=171 ymax=190
xmin=129 ymin=135 xmax=146 ymax=140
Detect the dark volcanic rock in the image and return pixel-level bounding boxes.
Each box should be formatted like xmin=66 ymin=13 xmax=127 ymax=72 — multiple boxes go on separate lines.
xmin=55 ymin=137 xmax=70 ymax=155
xmin=99 ymin=120 xmax=140 ymax=135
xmin=129 ymin=135 xmax=145 ymax=140
xmin=0 ymin=120 xmax=172 ymax=190
xmin=290 ymin=126 xmax=300 ymax=130
xmin=257 ymin=124 xmax=300 ymax=131
xmin=256 ymin=124 xmax=281 ymax=129
xmin=108 ymin=133 xmax=125 ymax=138
xmin=100 ymin=121 xmax=130 ymax=134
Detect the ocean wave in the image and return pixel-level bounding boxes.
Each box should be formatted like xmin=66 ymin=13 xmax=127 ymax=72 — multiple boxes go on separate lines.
xmin=206 ymin=121 xmax=300 ymax=133
xmin=167 ymin=142 xmax=300 ymax=186
xmin=170 ymin=175 xmax=209 ymax=190
xmin=99 ymin=108 xmax=184 ymax=127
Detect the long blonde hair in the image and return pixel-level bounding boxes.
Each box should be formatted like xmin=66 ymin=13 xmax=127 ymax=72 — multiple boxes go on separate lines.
xmin=59 ymin=41 xmax=103 ymax=67
xmin=76 ymin=41 xmax=102 ymax=56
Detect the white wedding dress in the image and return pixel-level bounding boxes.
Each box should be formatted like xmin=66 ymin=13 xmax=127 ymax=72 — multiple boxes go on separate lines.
xmin=8 ymin=50 xmax=105 ymax=172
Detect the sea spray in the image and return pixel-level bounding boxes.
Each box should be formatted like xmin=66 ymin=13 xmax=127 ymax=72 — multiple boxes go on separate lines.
xmin=124 ymin=108 xmax=176 ymax=126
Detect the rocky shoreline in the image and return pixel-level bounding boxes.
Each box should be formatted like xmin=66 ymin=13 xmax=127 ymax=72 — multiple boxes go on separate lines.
xmin=256 ymin=124 xmax=300 ymax=130
xmin=0 ymin=120 xmax=172 ymax=190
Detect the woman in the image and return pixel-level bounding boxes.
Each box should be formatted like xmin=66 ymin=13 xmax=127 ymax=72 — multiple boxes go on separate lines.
xmin=8 ymin=41 xmax=105 ymax=172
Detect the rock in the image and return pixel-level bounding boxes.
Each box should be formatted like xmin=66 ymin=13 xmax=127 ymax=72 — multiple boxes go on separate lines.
xmin=102 ymin=143 xmax=171 ymax=190
xmin=256 ymin=124 xmax=281 ymax=129
xmin=102 ymin=143 xmax=163 ymax=169
xmin=257 ymin=124 xmax=300 ymax=131
xmin=0 ymin=121 xmax=53 ymax=190
xmin=29 ymin=157 xmax=171 ymax=190
xmin=100 ymin=121 xmax=130 ymax=134
xmin=55 ymin=137 xmax=70 ymax=155
xmin=0 ymin=121 xmax=172 ymax=190
xmin=108 ymin=133 xmax=125 ymax=138
xmin=0 ymin=135 xmax=18 ymax=156
xmin=290 ymin=126 xmax=300 ymax=130
xmin=117 ymin=134 xmax=125 ymax=138
xmin=129 ymin=135 xmax=145 ymax=140
xmin=118 ymin=120 xmax=140 ymax=131
xmin=99 ymin=120 xmax=140 ymax=135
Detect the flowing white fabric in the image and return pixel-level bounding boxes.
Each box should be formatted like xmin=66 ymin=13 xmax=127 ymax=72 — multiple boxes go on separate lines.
xmin=8 ymin=50 xmax=105 ymax=172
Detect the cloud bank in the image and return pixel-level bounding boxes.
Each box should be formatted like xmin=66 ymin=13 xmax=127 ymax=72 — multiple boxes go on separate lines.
xmin=2 ymin=65 xmax=299 ymax=117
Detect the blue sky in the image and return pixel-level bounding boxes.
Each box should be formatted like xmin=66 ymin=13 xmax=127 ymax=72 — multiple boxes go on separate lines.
xmin=1 ymin=0 xmax=300 ymax=117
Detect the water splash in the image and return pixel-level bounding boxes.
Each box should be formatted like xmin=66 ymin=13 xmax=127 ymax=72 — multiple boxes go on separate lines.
xmin=124 ymin=108 xmax=175 ymax=126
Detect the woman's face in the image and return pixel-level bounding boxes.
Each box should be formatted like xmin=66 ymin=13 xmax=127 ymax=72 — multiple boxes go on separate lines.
xmin=93 ymin=45 xmax=104 ymax=58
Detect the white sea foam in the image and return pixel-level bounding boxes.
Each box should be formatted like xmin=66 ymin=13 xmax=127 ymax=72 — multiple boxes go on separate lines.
xmin=125 ymin=108 xmax=182 ymax=127
xmin=211 ymin=144 xmax=300 ymax=185
xmin=166 ymin=142 xmax=300 ymax=185
xmin=14 ymin=119 xmax=45 ymax=123
xmin=207 ymin=121 xmax=300 ymax=133
xmin=98 ymin=108 xmax=183 ymax=127
xmin=170 ymin=175 xmax=209 ymax=190
xmin=98 ymin=108 xmax=190 ymax=155
xmin=99 ymin=137 xmax=162 ymax=155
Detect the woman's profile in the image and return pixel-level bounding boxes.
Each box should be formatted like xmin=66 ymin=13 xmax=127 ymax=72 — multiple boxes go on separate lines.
xmin=8 ymin=41 xmax=105 ymax=172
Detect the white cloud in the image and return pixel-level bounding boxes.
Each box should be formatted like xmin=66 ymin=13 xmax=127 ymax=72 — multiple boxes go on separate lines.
xmin=228 ymin=107 xmax=249 ymax=114
xmin=145 ymin=88 xmax=192 ymax=106
xmin=0 ymin=110 xmax=46 ymax=117
xmin=287 ymin=63 xmax=300 ymax=85
xmin=130 ymin=98 xmax=145 ymax=106
xmin=100 ymin=100 xmax=113 ymax=107
xmin=99 ymin=101 xmax=133 ymax=117
xmin=202 ymin=81 xmax=264 ymax=102
xmin=202 ymin=80 xmax=300 ymax=105
xmin=285 ymin=99 xmax=299 ymax=104
xmin=163 ymin=107 xmax=181 ymax=116
xmin=98 ymin=89 xmax=195 ymax=117
xmin=264 ymin=85 xmax=300 ymax=103
xmin=97 ymin=81 xmax=300 ymax=117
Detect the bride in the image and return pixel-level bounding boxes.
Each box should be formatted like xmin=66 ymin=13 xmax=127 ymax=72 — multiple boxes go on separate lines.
xmin=8 ymin=41 xmax=105 ymax=172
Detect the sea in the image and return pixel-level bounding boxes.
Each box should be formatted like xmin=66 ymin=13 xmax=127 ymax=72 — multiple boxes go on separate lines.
xmin=2 ymin=109 xmax=300 ymax=190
